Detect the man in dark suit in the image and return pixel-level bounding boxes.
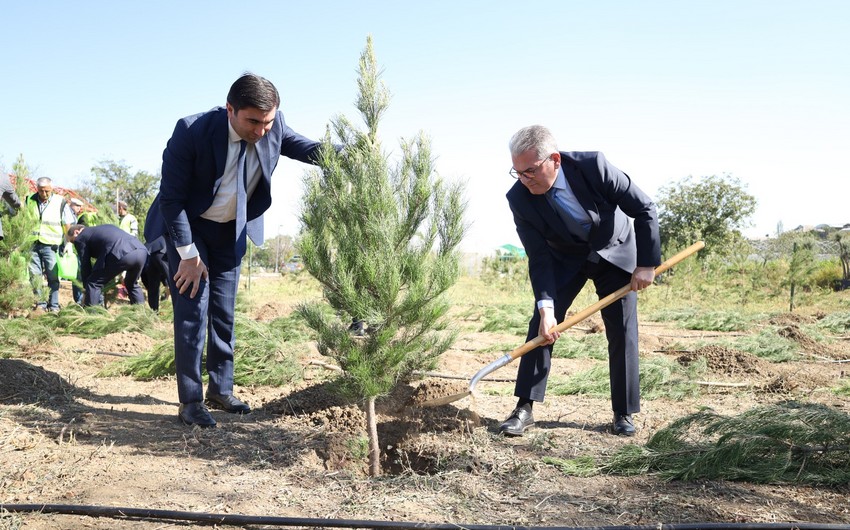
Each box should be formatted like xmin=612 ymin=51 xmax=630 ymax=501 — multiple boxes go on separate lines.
xmin=67 ymin=223 xmax=149 ymax=307
xmin=501 ymin=125 xmax=661 ymax=437
xmin=140 ymin=235 xmax=169 ymax=312
xmin=145 ymin=73 xmax=324 ymax=428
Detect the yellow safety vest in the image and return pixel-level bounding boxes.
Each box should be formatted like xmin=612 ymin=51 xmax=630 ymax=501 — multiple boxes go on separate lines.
xmin=26 ymin=193 xmax=67 ymax=246
xmin=119 ymin=213 xmax=138 ymax=235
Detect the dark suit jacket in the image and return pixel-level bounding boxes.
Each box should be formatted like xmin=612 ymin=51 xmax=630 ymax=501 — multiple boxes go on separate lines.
xmin=0 ymin=175 xmax=21 ymax=240
xmin=144 ymin=106 xmax=322 ymax=248
xmin=507 ymin=151 xmax=661 ymax=304
xmin=73 ymin=224 xmax=148 ymax=281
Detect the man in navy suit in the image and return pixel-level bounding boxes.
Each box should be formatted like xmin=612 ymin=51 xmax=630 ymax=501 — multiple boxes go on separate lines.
xmin=67 ymin=223 xmax=149 ymax=307
xmin=501 ymin=125 xmax=661 ymax=437
xmin=145 ymin=73 xmax=324 ymax=428
xmin=140 ymin=235 xmax=169 ymax=312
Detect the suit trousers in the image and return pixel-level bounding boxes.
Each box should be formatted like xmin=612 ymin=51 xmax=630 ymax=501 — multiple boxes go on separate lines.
xmin=515 ymin=257 xmax=640 ymax=414
xmin=84 ymin=249 xmax=148 ymax=306
xmin=141 ymin=251 xmax=169 ymax=311
xmin=165 ymin=218 xmax=241 ymax=404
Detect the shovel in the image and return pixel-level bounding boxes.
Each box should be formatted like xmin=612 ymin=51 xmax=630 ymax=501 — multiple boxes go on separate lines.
xmin=418 ymin=241 xmax=706 ymax=407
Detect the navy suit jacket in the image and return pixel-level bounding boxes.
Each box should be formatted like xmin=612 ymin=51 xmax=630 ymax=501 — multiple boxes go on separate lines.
xmin=145 ymin=106 xmax=322 ymax=248
xmin=74 ymin=224 xmax=148 ymax=281
xmin=507 ymin=151 xmax=661 ymax=304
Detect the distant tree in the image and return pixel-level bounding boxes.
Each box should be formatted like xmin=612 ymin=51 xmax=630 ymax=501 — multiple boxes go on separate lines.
xmin=83 ymin=160 xmax=159 ymax=239
xmin=249 ymin=234 xmax=296 ymax=272
xmin=657 ymin=174 xmax=756 ymax=256
xmin=297 ymin=37 xmax=467 ymax=475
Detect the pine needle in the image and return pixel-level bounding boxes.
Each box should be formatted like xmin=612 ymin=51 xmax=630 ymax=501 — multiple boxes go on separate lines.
xmin=548 ymin=356 xmax=702 ymax=400
xmin=601 ymin=401 xmax=850 ymax=485
xmin=103 ymin=313 xmax=307 ymax=386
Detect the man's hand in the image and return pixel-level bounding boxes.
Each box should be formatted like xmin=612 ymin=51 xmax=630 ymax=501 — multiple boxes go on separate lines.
xmin=538 ymin=306 xmax=560 ymax=345
xmin=631 ymin=266 xmax=656 ymax=291
xmin=174 ymin=256 xmax=208 ymax=298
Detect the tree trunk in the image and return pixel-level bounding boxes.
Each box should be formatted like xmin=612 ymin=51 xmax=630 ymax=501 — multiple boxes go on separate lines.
xmin=367 ymin=396 xmax=381 ymax=476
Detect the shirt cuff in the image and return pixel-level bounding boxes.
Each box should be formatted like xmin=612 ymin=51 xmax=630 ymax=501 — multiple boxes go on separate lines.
xmin=176 ymin=243 xmax=199 ymax=260
xmin=537 ymin=299 xmax=554 ymax=310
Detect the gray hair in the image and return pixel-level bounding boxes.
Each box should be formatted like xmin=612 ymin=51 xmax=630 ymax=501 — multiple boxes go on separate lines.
xmin=509 ymin=125 xmax=559 ymax=160
xmin=36 ymin=177 xmax=53 ymax=188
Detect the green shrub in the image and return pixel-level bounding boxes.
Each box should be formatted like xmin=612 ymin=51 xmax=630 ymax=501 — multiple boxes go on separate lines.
xmin=811 ymin=260 xmax=843 ymax=289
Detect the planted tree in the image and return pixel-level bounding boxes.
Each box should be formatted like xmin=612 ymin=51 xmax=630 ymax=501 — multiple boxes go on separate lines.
xmin=297 ymin=37 xmax=467 ymax=475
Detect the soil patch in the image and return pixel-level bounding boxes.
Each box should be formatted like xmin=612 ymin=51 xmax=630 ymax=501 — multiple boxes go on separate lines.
xmin=3 ymin=309 xmax=850 ymax=529
xmin=677 ymin=344 xmax=769 ymax=376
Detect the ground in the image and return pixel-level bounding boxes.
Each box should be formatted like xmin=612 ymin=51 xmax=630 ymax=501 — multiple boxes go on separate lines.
xmin=1 ymin=292 xmax=849 ymax=529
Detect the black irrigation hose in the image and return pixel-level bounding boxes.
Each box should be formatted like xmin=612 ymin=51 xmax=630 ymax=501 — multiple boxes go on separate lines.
xmin=1 ymin=505 xmax=850 ymax=530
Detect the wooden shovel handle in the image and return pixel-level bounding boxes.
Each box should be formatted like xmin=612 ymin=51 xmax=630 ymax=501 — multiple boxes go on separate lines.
xmin=506 ymin=241 xmax=705 ymax=361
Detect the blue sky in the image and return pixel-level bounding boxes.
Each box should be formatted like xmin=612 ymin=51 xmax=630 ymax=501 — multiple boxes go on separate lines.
xmin=2 ymin=1 xmax=848 ymax=254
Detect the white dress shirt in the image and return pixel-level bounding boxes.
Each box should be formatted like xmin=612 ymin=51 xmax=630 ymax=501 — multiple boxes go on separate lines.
xmin=176 ymin=121 xmax=262 ymax=260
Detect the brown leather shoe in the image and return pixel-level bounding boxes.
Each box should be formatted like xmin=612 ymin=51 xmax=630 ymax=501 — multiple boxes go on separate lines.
xmin=178 ymin=401 xmax=216 ymax=428
xmin=498 ymin=407 xmax=534 ymax=437
xmin=205 ymin=392 xmax=251 ymax=414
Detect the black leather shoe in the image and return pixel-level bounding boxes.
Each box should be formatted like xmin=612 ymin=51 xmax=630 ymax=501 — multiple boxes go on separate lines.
xmin=498 ymin=407 xmax=534 ymax=436
xmin=348 ymin=319 xmax=368 ymax=337
xmin=179 ymin=401 xmax=216 ymax=428
xmin=612 ymin=412 xmax=636 ymax=436
xmin=205 ymin=392 xmax=251 ymax=414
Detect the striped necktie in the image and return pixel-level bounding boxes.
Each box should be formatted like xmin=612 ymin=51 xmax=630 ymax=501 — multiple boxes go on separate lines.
xmin=234 ymin=140 xmax=248 ymax=257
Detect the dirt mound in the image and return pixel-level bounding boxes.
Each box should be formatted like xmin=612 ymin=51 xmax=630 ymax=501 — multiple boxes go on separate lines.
xmin=576 ymin=315 xmax=604 ymax=333
xmin=677 ymin=344 xmax=768 ymax=376
xmin=261 ymin=377 xmax=484 ymax=474
xmin=253 ymin=301 xmax=291 ymax=321
xmin=404 ymin=379 xmax=470 ymax=408
xmin=311 ymin=404 xmax=366 ymax=434
xmin=777 ymin=324 xmax=844 ymax=359
xmin=768 ymin=313 xmax=817 ymax=326
xmin=84 ymin=331 xmax=158 ymax=355
xmin=0 ymin=359 xmax=76 ymax=405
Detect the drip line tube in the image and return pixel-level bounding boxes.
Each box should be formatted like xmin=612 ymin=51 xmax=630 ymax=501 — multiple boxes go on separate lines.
xmin=2 ymin=504 xmax=850 ymax=530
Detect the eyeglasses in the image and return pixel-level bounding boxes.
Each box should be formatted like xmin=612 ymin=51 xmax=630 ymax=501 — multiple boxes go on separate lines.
xmin=509 ymin=155 xmax=552 ymax=179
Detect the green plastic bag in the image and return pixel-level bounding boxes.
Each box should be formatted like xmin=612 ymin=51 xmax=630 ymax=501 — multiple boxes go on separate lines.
xmin=56 ymin=249 xmax=78 ymax=281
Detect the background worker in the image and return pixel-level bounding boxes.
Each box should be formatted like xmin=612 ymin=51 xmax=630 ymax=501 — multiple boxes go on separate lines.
xmin=141 ymin=235 xmax=169 ymax=312
xmin=70 ymin=197 xmax=98 ymax=226
xmin=117 ymin=200 xmax=138 ymax=237
xmin=69 ymin=197 xmax=97 ymax=304
xmin=67 ymin=223 xmax=148 ymax=307
xmin=25 ymin=177 xmax=75 ymax=312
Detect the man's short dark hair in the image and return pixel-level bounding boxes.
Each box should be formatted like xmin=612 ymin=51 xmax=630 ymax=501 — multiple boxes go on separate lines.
xmin=227 ymin=73 xmax=280 ymax=113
